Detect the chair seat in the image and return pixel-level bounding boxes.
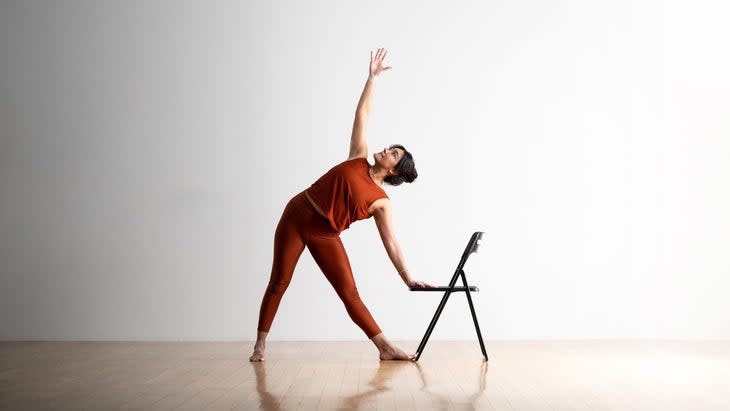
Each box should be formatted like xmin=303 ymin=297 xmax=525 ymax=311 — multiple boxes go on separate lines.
xmin=410 ymin=286 xmax=479 ymax=292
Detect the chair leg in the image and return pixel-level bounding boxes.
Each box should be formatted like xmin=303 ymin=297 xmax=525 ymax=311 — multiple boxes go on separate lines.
xmin=461 ymin=270 xmax=488 ymax=362
xmin=414 ymin=290 xmax=454 ymax=361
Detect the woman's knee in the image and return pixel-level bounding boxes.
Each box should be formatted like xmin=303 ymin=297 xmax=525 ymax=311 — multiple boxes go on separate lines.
xmin=337 ymin=285 xmax=362 ymax=303
xmin=266 ymin=279 xmax=291 ymax=296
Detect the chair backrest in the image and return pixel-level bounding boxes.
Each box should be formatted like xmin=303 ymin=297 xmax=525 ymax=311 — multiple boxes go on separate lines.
xmin=457 ymin=231 xmax=484 ymax=271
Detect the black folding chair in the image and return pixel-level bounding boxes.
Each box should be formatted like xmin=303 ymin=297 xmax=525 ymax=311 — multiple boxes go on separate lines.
xmin=410 ymin=231 xmax=488 ymax=362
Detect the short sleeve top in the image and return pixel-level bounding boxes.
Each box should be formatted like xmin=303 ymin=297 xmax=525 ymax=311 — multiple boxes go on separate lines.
xmin=305 ymin=158 xmax=389 ymax=232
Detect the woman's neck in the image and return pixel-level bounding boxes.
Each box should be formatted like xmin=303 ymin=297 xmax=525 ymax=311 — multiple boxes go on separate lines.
xmin=368 ymin=166 xmax=386 ymax=186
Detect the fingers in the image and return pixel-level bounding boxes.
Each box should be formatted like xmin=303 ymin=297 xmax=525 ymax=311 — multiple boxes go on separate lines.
xmin=409 ymin=280 xmax=436 ymax=289
xmin=369 ymin=48 xmax=391 ymax=77
xmin=372 ymin=47 xmax=388 ymax=63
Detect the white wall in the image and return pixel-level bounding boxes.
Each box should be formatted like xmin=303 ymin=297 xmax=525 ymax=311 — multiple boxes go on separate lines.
xmin=1 ymin=0 xmax=729 ymax=341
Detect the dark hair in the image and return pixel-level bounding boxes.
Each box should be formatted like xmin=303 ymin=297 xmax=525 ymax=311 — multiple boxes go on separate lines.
xmin=384 ymin=144 xmax=418 ymax=186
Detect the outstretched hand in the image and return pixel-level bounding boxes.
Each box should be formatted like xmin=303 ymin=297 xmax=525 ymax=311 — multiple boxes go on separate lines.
xmin=369 ymin=48 xmax=392 ymax=79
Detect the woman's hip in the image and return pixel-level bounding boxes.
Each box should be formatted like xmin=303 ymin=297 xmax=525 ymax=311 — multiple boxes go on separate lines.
xmin=279 ymin=191 xmax=337 ymax=238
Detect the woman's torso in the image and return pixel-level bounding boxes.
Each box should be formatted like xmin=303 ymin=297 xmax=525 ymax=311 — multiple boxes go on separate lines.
xmin=303 ymin=157 xmax=389 ymax=232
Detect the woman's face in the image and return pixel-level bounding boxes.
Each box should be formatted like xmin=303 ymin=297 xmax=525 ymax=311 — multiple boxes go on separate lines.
xmin=374 ymin=146 xmax=404 ymax=173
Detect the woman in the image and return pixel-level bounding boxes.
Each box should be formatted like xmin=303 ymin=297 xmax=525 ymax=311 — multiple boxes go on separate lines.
xmin=250 ymin=48 xmax=434 ymax=362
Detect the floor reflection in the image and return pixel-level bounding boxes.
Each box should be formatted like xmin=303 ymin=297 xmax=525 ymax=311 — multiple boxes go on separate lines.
xmin=341 ymin=361 xmax=411 ymax=410
xmin=251 ymin=361 xmax=279 ymax=411
xmin=251 ymin=359 xmax=489 ymax=410
xmin=415 ymin=360 xmax=489 ymax=410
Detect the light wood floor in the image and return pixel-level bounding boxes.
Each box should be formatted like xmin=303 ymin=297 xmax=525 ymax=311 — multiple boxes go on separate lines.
xmin=1 ymin=340 xmax=729 ymax=410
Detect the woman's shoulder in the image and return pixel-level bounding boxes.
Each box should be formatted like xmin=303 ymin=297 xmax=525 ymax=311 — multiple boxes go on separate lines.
xmin=337 ymin=156 xmax=371 ymax=170
xmin=343 ymin=156 xmax=370 ymax=165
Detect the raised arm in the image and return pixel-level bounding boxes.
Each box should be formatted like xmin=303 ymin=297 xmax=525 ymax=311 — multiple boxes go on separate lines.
xmin=370 ymin=199 xmax=435 ymax=289
xmin=348 ymin=48 xmax=392 ymax=160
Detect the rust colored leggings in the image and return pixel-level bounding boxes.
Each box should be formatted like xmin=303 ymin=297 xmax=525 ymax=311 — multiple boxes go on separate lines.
xmin=256 ymin=191 xmax=382 ymax=338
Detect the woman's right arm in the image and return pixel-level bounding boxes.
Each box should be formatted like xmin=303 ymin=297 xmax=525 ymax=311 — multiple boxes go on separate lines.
xmin=348 ymin=48 xmax=392 ymax=160
xmin=371 ymin=198 xmax=435 ymax=289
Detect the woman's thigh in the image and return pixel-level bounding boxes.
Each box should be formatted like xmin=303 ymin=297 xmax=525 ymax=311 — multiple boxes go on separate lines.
xmin=306 ymin=235 xmax=356 ymax=292
xmin=268 ymin=197 xmax=308 ymax=284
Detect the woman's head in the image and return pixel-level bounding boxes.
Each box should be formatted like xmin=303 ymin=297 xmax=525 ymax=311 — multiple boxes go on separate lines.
xmin=378 ymin=144 xmax=417 ymax=186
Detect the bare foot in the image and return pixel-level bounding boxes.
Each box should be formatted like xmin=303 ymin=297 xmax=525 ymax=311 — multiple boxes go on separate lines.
xmin=249 ymin=343 xmax=265 ymax=362
xmin=379 ymin=344 xmax=415 ymax=361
